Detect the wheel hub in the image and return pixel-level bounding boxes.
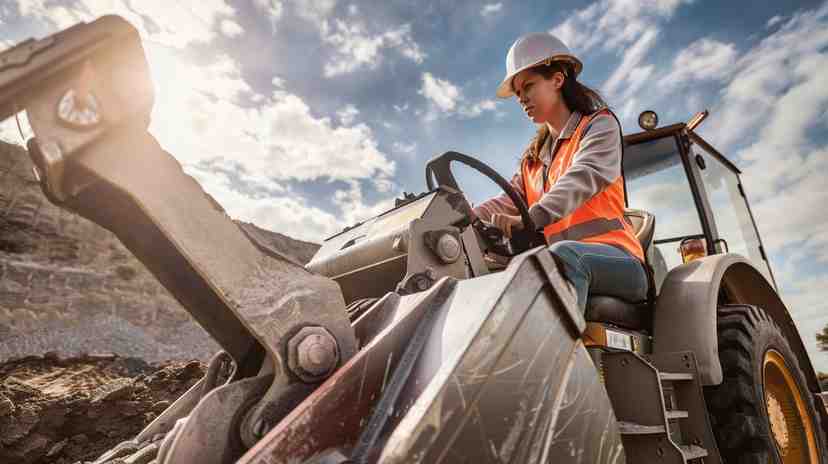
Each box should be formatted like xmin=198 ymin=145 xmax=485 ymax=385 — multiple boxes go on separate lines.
xmin=762 ymin=349 xmax=819 ymax=463
xmin=767 ymin=390 xmax=790 ymax=452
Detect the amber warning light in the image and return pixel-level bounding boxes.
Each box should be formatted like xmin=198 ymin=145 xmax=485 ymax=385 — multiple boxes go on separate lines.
xmin=679 ymin=238 xmax=707 ymax=263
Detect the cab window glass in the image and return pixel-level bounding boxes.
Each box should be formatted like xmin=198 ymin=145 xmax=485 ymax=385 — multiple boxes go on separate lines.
xmin=624 ymin=136 xmax=703 ymax=271
xmin=693 ymin=143 xmax=774 ymax=282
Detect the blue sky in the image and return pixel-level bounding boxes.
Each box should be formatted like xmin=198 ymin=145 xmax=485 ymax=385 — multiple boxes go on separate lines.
xmin=1 ymin=0 xmax=827 ymax=371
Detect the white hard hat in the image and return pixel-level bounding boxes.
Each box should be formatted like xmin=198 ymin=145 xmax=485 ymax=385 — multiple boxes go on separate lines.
xmin=496 ymin=32 xmax=583 ymax=98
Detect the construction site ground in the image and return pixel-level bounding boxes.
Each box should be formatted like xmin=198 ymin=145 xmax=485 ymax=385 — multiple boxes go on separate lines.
xmin=0 ymin=353 xmax=205 ymax=464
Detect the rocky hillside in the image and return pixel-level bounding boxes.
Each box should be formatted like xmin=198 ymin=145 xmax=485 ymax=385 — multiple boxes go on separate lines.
xmin=0 ymin=140 xmax=320 ymax=363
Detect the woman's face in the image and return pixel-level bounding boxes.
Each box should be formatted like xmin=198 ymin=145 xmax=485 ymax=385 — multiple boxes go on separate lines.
xmin=512 ymin=68 xmax=565 ymax=124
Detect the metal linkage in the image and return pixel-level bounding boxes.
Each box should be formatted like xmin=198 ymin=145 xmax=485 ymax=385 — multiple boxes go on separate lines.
xmin=0 ymin=16 xmax=357 ymax=463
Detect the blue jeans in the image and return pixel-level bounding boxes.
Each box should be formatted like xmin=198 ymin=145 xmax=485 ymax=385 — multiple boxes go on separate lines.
xmin=547 ymin=241 xmax=649 ymax=313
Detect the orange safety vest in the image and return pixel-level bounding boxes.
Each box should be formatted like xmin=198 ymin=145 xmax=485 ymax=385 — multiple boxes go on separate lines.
xmin=522 ymin=110 xmax=645 ymax=263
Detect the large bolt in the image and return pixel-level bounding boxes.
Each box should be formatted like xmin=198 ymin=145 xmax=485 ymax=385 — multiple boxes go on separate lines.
xmin=287 ymin=327 xmax=340 ymax=382
xmin=435 ymin=233 xmax=461 ymax=263
xmin=297 ymin=333 xmax=338 ymax=376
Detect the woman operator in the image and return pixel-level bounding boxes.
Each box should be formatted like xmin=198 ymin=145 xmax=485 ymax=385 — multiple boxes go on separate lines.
xmin=473 ymin=32 xmax=648 ymax=313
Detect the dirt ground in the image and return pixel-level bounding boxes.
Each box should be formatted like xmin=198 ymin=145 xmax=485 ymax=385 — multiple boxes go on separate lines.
xmin=0 ymin=353 xmax=205 ymax=464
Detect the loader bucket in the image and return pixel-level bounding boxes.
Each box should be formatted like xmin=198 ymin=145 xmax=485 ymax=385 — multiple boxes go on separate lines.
xmin=241 ymin=247 xmax=624 ymax=463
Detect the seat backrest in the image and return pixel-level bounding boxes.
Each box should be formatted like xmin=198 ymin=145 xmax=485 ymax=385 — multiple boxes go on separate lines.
xmin=624 ymin=209 xmax=655 ymax=255
xmin=624 ymin=208 xmax=669 ymax=295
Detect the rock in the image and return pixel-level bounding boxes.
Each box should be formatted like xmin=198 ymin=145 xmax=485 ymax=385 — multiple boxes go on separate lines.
xmin=92 ymin=378 xmax=134 ymax=402
xmin=70 ymin=434 xmax=89 ymax=444
xmin=47 ymin=438 xmax=68 ymax=457
xmin=115 ymin=400 xmax=144 ymax=417
xmin=1 ymin=408 xmax=40 ymax=445
xmin=0 ymin=393 xmax=14 ymax=416
xmin=19 ymin=433 xmax=50 ymax=460
xmin=180 ymin=361 xmax=203 ymax=379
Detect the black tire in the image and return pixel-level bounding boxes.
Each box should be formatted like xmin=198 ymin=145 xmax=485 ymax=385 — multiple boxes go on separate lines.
xmin=704 ymin=304 xmax=827 ymax=463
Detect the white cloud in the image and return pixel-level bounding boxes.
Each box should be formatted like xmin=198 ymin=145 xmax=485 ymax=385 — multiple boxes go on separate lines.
xmin=337 ymin=104 xmax=359 ymax=125
xmin=254 ymin=0 xmax=283 ymax=32
xmin=766 ymin=14 xmax=784 ymax=29
xmin=392 ymin=141 xmax=417 ymax=156
xmin=459 ymin=99 xmax=498 ymax=118
xmin=602 ymin=27 xmax=660 ymax=98
xmin=348 ymin=4 xmax=358 ymax=15
xmin=418 ymin=73 xmax=498 ymax=120
xmin=127 ymin=46 xmax=400 ymax=242
xmin=548 ymin=2 xmax=603 ymax=53
xmin=659 ymin=38 xmax=738 ymax=88
xmin=549 ymin=0 xmax=692 ymax=106
xmin=481 ymin=3 xmax=503 ymax=17
xmin=15 ymin=0 xmax=237 ymax=48
xmin=333 ymin=180 xmax=398 ymax=227
xmin=220 ymin=19 xmax=244 ymax=37
xmin=550 ymin=0 xmax=690 ymax=55
xmin=255 ymin=0 xmax=283 ymax=19
xmin=703 ymin=3 xmax=828 ymax=151
xmin=187 ymin=164 xmax=340 ymax=242
xmin=419 ymin=72 xmax=460 ymax=112
xmin=678 ymin=2 xmax=828 ymax=371
xmin=322 ymin=20 xmax=425 ymax=77
xmin=292 ymin=0 xmax=337 ymax=27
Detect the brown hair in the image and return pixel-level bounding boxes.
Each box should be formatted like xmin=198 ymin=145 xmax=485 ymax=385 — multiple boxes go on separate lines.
xmin=517 ymin=61 xmax=608 ymax=162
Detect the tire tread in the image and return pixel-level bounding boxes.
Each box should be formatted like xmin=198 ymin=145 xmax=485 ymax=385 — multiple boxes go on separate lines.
xmin=704 ymin=304 xmax=827 ymax=463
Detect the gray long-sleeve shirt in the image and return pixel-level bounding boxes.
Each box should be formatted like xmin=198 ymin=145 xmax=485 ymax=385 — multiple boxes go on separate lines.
xmin=474 ymin=111 xmax=623 ymax=230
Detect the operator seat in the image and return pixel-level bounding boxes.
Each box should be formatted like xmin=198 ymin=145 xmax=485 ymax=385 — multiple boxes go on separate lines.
xmin=583 ymin=209 xmax=656 ymax=331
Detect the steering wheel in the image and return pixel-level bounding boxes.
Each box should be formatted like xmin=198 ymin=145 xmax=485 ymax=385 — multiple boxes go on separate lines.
xmin=425 ymin=151 xmax=546 ymax=255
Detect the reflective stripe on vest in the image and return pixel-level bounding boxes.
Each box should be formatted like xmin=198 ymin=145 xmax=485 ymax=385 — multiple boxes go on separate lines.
xmin=521 ymin=110 xmax=645 ymax=263
xmin=545 ymin=217 xmax=623 ymax=243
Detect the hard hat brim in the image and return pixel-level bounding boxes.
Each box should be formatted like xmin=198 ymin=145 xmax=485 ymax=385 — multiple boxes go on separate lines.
xmin=496 ymin=55 xmax=583 ymax=99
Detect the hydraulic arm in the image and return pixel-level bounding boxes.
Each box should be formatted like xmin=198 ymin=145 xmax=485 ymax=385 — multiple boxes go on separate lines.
xmin=0 ymin=16 xmax=357 ymax=455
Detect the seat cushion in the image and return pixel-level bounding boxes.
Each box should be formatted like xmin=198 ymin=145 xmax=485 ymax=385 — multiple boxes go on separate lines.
xmin=585 ymin=295 xmax=651 ymax=331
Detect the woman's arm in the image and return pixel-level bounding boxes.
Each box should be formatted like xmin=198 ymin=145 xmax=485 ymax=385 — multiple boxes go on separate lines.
xmin=472 ymin=170 xmax=526 ymax=222
xmin=528 ymin=113 xmax=622 ymax=228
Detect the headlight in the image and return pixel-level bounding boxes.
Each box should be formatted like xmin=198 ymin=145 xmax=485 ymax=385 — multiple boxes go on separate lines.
xmin=638 ymin=110 xmax=658 ymax=131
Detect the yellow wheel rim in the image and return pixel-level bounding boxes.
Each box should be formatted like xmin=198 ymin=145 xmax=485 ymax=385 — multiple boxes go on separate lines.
xmin=763 ymin=349 xmax=819 ymax=463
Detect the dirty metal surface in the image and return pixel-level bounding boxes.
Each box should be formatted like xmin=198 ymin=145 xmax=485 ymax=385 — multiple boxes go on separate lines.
xmin=603 ymin=351 xmax=685 ymax=463
xmin=163 ymin=374 xmax=273 ymax=464
xmin=243 ymin=247 xmax=619 ymax=463
xmin=380 ymin=249 xmax=622 ymax=463
xmin=352 ymin=292 xmax=401 ymax=349
xmin=238 ymin=279 xmax=457 ymax=464
xmin=135 ymin=377 xmax=205 ymax=443
xmin=649 ymin=351 xmax=720 ymax=464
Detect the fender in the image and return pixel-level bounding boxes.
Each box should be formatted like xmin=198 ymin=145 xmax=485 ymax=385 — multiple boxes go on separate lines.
xmin=652 ymin=253 xmax=820 ymax=394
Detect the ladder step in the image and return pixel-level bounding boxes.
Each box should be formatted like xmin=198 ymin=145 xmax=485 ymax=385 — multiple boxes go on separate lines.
xmin=617 ymin=421 xmax=666 ymax=435
xmin=666 ymin=410 xmax=689 ymax=419
xmin=659 ymin=372 xmax=694 ymax=381
xmin=680 ymin=444 xmax=708 ymax=460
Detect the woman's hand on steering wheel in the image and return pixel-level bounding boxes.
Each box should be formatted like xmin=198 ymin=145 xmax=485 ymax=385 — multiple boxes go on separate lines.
xmin=491 ymin=213 xmax=524 ymax=238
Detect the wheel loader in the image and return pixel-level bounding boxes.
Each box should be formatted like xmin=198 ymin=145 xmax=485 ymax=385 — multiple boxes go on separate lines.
xmin=0 ymin=16 xmax=826 ymax=464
